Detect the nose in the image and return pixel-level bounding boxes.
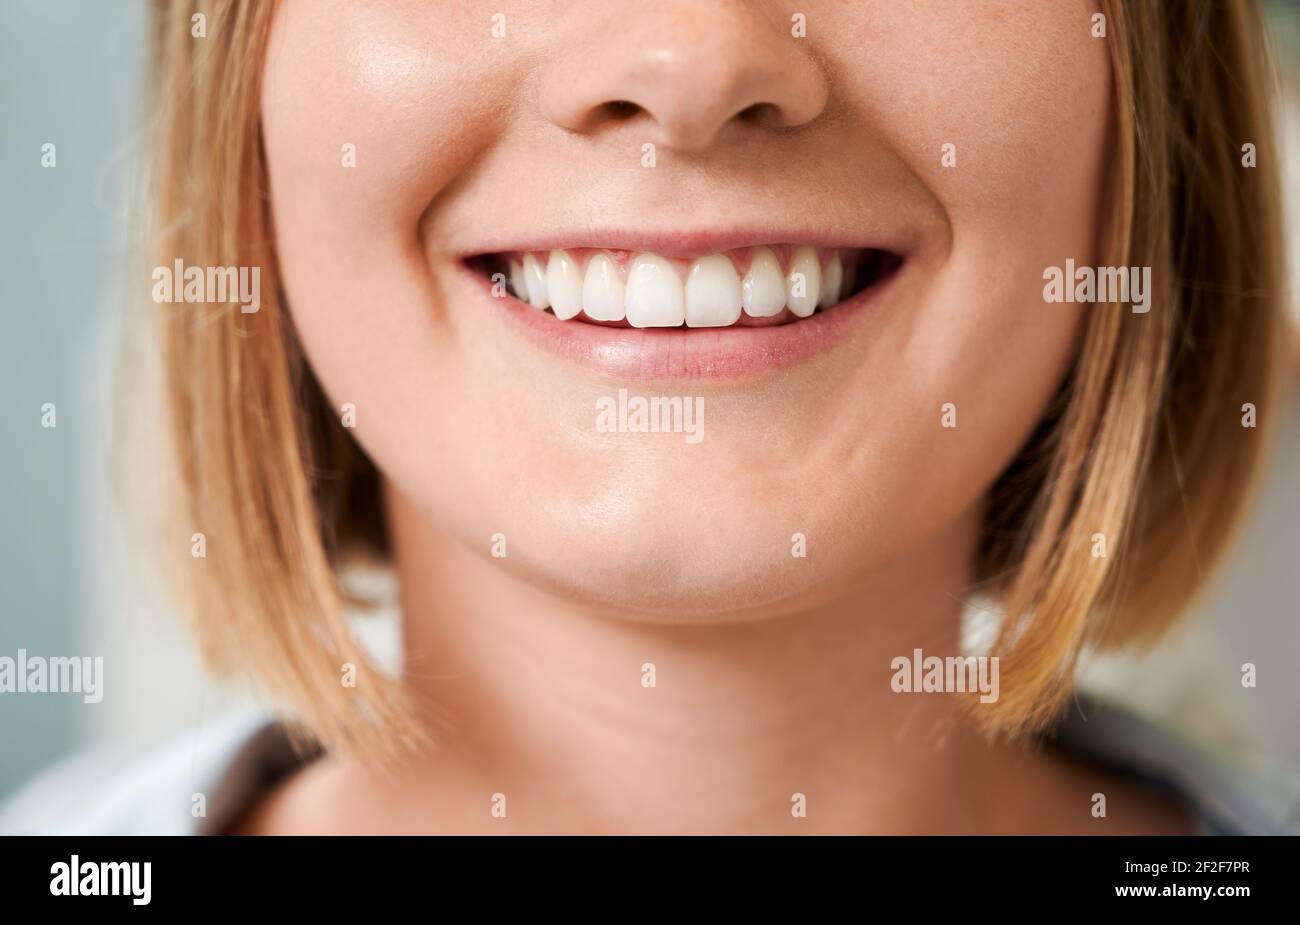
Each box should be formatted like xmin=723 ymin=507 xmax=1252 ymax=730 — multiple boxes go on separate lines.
xmin=539 ymin=2 xmax=829 ymax=152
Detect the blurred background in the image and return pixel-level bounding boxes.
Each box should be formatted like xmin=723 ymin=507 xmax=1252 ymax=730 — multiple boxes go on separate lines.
xmin=2 ymin=0 xmax=1299 ymax=800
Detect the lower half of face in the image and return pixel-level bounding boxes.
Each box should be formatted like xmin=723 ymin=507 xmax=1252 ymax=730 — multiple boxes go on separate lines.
xmin=260 ymin=0 xmax=1104 ymax=619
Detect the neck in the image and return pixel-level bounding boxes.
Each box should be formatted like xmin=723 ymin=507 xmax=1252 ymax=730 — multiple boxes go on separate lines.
xmin=385 ymin=484 xmax=1008 ymax=834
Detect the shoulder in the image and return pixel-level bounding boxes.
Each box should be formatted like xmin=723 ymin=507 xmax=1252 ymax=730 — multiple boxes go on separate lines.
xmin=1051 ymin=693 xmax=1300 ymax=835
xmin=0 ymin=712 xmax=310 ymax=836
xmin=227 ymin=753 xmax=355 ymax=835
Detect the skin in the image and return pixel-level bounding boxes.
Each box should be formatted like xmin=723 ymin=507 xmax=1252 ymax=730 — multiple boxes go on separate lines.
xmin=240 ymin=0 xmax=1192 ymax=834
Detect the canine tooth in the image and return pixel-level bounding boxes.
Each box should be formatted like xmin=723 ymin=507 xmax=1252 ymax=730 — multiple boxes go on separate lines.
xmin=523 ymin=253 xmax=549 ymax=309
xmin=786 ymin=245 xmax=821 ymax=318
xmin=742 ymin=247 xmax=786 ymax=317
xmin=820 ymin=255 xmax=843 ymax=308
xmin=625 ymin=253 xmax=685 ymax=328
xmin=547 ymin=249 xmax=583 ymax=320
xmin=508 ymin=259 xmax=528 ymax=301
xmin=684 ymin=255 xmax=742 ymax=327
xmin=581 ymin=252 xmax=625 ymax=321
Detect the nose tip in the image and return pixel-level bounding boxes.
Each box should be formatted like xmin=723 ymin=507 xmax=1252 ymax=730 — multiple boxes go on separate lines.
xmin=540 ymin=5 xmax=828 ymax=153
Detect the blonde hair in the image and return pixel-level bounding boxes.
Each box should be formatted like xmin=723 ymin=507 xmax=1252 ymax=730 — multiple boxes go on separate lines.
xmin=143 ymin=0 xmax=1290 ymax=751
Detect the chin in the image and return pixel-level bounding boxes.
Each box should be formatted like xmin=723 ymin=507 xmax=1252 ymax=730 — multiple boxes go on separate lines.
xmin=485 ymin=497 xmax=872 ymax=623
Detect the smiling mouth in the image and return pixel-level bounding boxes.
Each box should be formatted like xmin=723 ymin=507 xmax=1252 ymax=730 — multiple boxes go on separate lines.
xmin=467 ymin=244 xmax=903 ymax=329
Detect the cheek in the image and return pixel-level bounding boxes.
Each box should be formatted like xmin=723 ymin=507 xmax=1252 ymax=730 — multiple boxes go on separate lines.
xmin=259 ymin=2 xmax=523 ymax=506
xmin=798 ymin=0 xmax=1106 ymax=568
xmin=259 ymin=0 xmax=515 ymax=394
xmin=262 ymin=2 xmax=510 ymax=226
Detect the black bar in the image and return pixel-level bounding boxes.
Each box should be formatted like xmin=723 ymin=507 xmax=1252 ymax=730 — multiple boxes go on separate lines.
xmin=0 ymin=835 xmax=1288 ymax=910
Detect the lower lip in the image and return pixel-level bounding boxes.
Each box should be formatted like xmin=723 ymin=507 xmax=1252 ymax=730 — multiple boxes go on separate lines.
xmin=465 ymin=267 xmax=898 ymax=382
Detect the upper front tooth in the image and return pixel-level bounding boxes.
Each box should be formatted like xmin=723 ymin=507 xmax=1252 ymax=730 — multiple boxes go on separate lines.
xmin=820 ymin=254 xmax=843 ymax=308
xmin=523 ymin=252 xmax=549 ymax=309
xmin=786 ymin=245 xmax=821 ymax=318
xmin=508 ymin=259 xmax=529 ymax=302
xmin=742 ymin=247 xmax=786 ymax=317
xmin=685 ymin=255 xmax=742 ymax=328
xmin=581 ymin=252 xmax=625 ymax=322
xmin=625 ymin=253 xmax=685 ymax=328
xmin=547 ymin=249 xmax=583 ymax=320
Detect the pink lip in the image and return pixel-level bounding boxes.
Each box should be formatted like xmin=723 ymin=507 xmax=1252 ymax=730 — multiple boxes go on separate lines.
xmin=462 ymin=262 xmax=901 ymax=382
xmin=457 ymin=226 xmax=917 ymax=262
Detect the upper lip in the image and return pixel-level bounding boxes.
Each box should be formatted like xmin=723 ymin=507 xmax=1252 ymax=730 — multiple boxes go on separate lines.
xmin=458 ymin=226 xmax=914 ymax=261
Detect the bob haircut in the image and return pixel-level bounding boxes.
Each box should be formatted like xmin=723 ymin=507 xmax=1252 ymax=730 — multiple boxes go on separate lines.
xmin=141 ymin=0 xmax=1290 ymax=754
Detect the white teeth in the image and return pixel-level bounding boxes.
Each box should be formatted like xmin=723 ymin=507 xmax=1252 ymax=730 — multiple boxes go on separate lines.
xmin=523 ymin=252 xmax=549 ymax=309
xmin=546 ymin=249 xmax=583 ymax=320
xmin=786 ymin=245 xmax=821 ymax=318
xmin=741 ymin=247 xmax=786 ymax=318
xmin=581 ymin=252 xmax=625 ymax=322
xmin=684 ymin=255 xmax=742 ymax=328
xmin=508 ymin=246 xmax=857 ymax=325
xmin=820 ymin=255 xmax=843 ymax=309
xmin=508 ymin=259 xmax=528 ymax=302
xmin=625 ymin=253 xmax=685 ymax=327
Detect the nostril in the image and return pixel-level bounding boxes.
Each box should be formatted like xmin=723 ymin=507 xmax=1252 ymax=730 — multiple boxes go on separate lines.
xmin=601 ymin=100 xmax=643 ymax=121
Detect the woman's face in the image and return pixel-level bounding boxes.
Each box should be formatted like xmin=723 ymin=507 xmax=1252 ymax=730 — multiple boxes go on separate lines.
xmin=261 ymin=1 xmax=1105 ymax=618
